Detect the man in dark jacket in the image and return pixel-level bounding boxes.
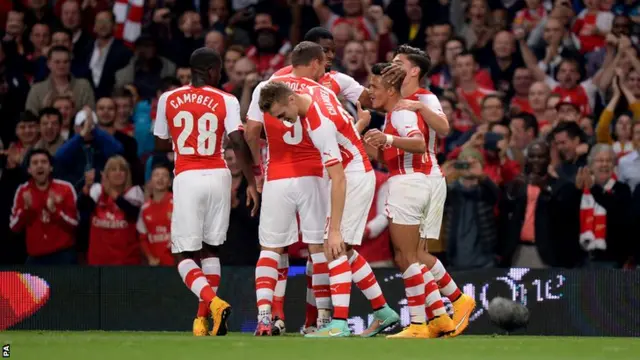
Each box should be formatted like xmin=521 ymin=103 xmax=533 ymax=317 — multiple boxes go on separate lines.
xmin=444 ymin=148 xmax=499 ymax=269
xmin=499 ymin=140 xmax=584 ymax=268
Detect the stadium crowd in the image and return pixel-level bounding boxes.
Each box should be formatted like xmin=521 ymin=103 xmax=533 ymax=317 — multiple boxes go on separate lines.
xmin=0 ymin=0 xmax=639 ymax=269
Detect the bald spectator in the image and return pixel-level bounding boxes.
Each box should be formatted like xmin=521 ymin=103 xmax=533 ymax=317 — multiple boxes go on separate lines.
xmin=528 ymin=81 xmax=552 ymax=125
xmin=205 ymin=30 xmax=225 ymax=55
xmin=26 ymin=46 xmax=95 ymax=114
xmin=479 ymin=30 xmax=524 ymax=97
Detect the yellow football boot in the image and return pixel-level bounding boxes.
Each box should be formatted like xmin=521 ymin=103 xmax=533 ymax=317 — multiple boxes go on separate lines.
xmin=193 ymin=317 xmax=209 ymax=336
xmin=386 ymin=323 xmax=430 ymax=339
xmin=209 ymin=296 xmax=232 ymax=336
xmin=451 ymin=294 xmax=476 ymax=336
xmin=427 ymin=315 xmax=455 ymax=338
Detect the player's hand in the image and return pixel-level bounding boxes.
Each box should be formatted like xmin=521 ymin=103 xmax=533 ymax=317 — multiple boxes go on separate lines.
xmin=393 ymin=99 xmax=421 ymax=112
xmin=326 ymin=230 xmax=345 ymax=259
xmin=148 ymin=256 xmax=160 ymax=266
xmin=23 ymin=191 xmax=33 ymax=210
xmin=356 ymin=101 xmax=371 ymax=126
xmin=381 ymin=63 xmax=405 ymax=86
xmin=256 ymin=174 xmax=264 ymax=194
xmin=246 ymin=184 xmax=260 ymax=217
xmin=364 ymin=129 xmax=387 ymax=148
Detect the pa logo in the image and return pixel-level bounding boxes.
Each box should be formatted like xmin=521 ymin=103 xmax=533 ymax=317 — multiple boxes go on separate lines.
xmin=2 ymin=344 xmax=9 ymax=358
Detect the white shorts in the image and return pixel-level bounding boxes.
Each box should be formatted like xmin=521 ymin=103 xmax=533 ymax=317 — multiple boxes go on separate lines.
xmin=259 ymin=176 xmax=327 ymax=248
xmin=419 ymin=176 xmax=447 ymax=240
xmin=322 ymin=171 xmax=375 ymax=246
xmin=171 ymin=169 xmax=231 ymax=253
xmin=386 ymin=173 xmax=430 ymax=226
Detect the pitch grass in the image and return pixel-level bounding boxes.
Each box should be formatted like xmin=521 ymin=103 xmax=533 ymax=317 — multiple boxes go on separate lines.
xmin=3 ymin=332 xmax=640 ymax=360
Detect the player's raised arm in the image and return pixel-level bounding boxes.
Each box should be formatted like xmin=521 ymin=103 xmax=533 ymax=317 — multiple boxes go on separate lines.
xmin=224 ymin=96 xmax=260 ymax=216
xmin=153 ymin=92 xmax=173 ymax=152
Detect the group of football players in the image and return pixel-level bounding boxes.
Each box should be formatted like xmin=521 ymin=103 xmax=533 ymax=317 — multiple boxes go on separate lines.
xmin=153 ymin=27 xmax=475 ymax=339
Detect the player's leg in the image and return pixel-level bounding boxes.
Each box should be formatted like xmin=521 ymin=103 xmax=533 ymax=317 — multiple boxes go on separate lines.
xmin=418 ymin=177 xmax=475 ymax=337
xmin=383 ymin=175 xmax=429 ymax=339
xmin=195 ymin=253 xmax=221 ymax=324
xmin=302 ymin=255 xmax=319 ymax=333
xmin=202 ymin=169 xmax=233 ymax=336
xmin=271 ymin=252 xmax=288 ymax=322
xmin=301 ymin=176 xmax=350 ymax=338
xmin=171 ymin=171 xmax=220 ymax=337
xmin=255 ymin=179 xmax=298 ymax=336
xmin=340 ymin=173 xmax=399 ymax=337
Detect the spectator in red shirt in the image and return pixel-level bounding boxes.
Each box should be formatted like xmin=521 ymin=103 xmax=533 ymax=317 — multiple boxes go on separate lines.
xmin=79 ymin=155 xmax=144 ymax=265
xmin=137 ymin=164 xmax=173 ymax=266
xmin=455 ymin=52 xmax=495 ymax=120
xmin=10 ymin=149 xmax=78 ymax=265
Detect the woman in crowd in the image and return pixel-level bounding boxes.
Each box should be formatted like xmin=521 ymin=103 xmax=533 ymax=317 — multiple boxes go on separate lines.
xmin=79 ymin=155 xmax=144 ymax=265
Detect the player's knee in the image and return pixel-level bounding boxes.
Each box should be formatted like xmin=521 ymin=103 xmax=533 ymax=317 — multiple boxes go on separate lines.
xmin=394 ymin=250 xmax=411 ymax=272
xmin=201 ymin=244 xmax=220 ymax=258
xmin=261 ymin=246 xmax=285 ymax=255
xmin=174 ymin=251 xmax=198 ymax=262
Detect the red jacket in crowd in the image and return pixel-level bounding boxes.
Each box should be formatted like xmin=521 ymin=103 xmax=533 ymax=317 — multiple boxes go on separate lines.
xmin=137 ymin=192 xmax=174 ymax=266
xmin=10 ymin=179 xmax=78 ymax=257
xmin=87 ymin=184 xmax=144 ymax=265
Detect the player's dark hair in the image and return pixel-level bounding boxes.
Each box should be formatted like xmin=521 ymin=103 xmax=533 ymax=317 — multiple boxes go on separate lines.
xmin=26 ymin=148 xmax=53 ymax=166
xmin=160 ymin=76 xmax=182 ymax=93
xmin=38 ymin=107 xmax=63 ymax=124
xmin=393 ymin=44 xmax=431 ymax=79
xmin=552 ymin=120 xmax=582 ymax=140
xmin=190 ymin=47 xmax=222 ymax=73
xmin=291 ymin=41 xmax=325 ymax=67
xmin=18 ymin=111 xmax=38 ymax=125
xmin=258 ymin=81 xmax=293 ymax=113
xmin=304 ymin=27 xmax=334 ymax=43
xmin=371 ymin=62 xmax=403 ymax=92
xmin=512 ymin=112 xmax=539 ymax=137
xmin=47 ymin=45 xmax=71 ymax=59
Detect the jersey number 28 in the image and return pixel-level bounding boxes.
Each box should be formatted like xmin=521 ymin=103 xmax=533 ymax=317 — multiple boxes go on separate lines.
xmin=173 ymin=111 xmax=217 ymax=155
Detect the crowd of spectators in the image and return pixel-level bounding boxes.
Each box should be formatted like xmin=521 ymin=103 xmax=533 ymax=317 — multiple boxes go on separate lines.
xmin=0 ymin=0 xmax=639 ymax=269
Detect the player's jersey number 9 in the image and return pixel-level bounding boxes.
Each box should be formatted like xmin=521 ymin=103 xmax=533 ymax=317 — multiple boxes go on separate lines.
xmin=282 ymin=120 xmax=303 ymax=145
xmin=173 ymin=111 xmax=219 ymax=155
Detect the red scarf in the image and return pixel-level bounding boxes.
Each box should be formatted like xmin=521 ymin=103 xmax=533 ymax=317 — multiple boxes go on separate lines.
xmin=579 ymin=177 xmax=616 ymax=251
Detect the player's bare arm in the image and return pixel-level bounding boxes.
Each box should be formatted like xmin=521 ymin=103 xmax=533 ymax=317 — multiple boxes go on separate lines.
xmin=394 ymin=99 xmax=450 ymax=136
xmin=325 ymin=162 xmax=346 ymax=260
xmin=228 ymin=130 xmax=260 ymax=217
xmin=364 ymin=128 xmax=425 ymax=154
xmin=244 ymin=120 xmax=263 ymax=167
xmin=355 ymin=101 xmax=371 ymax=134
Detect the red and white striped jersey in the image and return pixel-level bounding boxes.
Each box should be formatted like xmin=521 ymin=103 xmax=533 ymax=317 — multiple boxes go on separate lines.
xmin=304 ymin=85 xmax=372 ymax=173
xmin=247 ymin=75 xmax=324 ymax=180
xmin=382 ymin=110 xmax=430 ymax=176
xmin=273 ymin=66 xmax=364 ymax=103
xmin=154 ymin=85 xmax=243 ymax=176
xmin=405 ymin=88 xmax=443 ymax=177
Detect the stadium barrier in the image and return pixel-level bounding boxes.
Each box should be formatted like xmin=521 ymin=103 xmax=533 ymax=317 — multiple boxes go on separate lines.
xmin=2 ymin=267 xmax=639 ymax=336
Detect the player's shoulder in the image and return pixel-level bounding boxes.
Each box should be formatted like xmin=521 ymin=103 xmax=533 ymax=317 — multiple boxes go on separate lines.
xmin=391 ymin=109 xmax=418 ymax=123
xmin=272 ymin=65 xmax=293 ymax=77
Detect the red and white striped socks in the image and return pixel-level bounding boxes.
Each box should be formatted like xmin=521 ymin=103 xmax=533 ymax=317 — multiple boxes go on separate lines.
xmin=328 ymin=255 xmax=352 ymax=320
xmin=349 ymin=250 xmax=386 ymax=310
xmin=178 ymin=259 xmax=216 ymax=305
xmin=403 ymin=263 xmax=426 ymax=324
xmin=304 ymin=256 xmax=318 ymax=328
xmin=430 ymin=259 xmax=462 ymax=302
xmin=420 ymin=264 xmax=446 ymax=319
xmin=255 ymin=250 xmax=280 ymax=320
xmin=272 ymin=253 xmax=289 ymax=320
xmin=196 ymin=257 xmax=221 ymax=317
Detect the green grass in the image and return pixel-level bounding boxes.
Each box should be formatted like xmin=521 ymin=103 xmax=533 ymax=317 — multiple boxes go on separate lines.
xmin=3 ymin=332 xmax=640 ymax=360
